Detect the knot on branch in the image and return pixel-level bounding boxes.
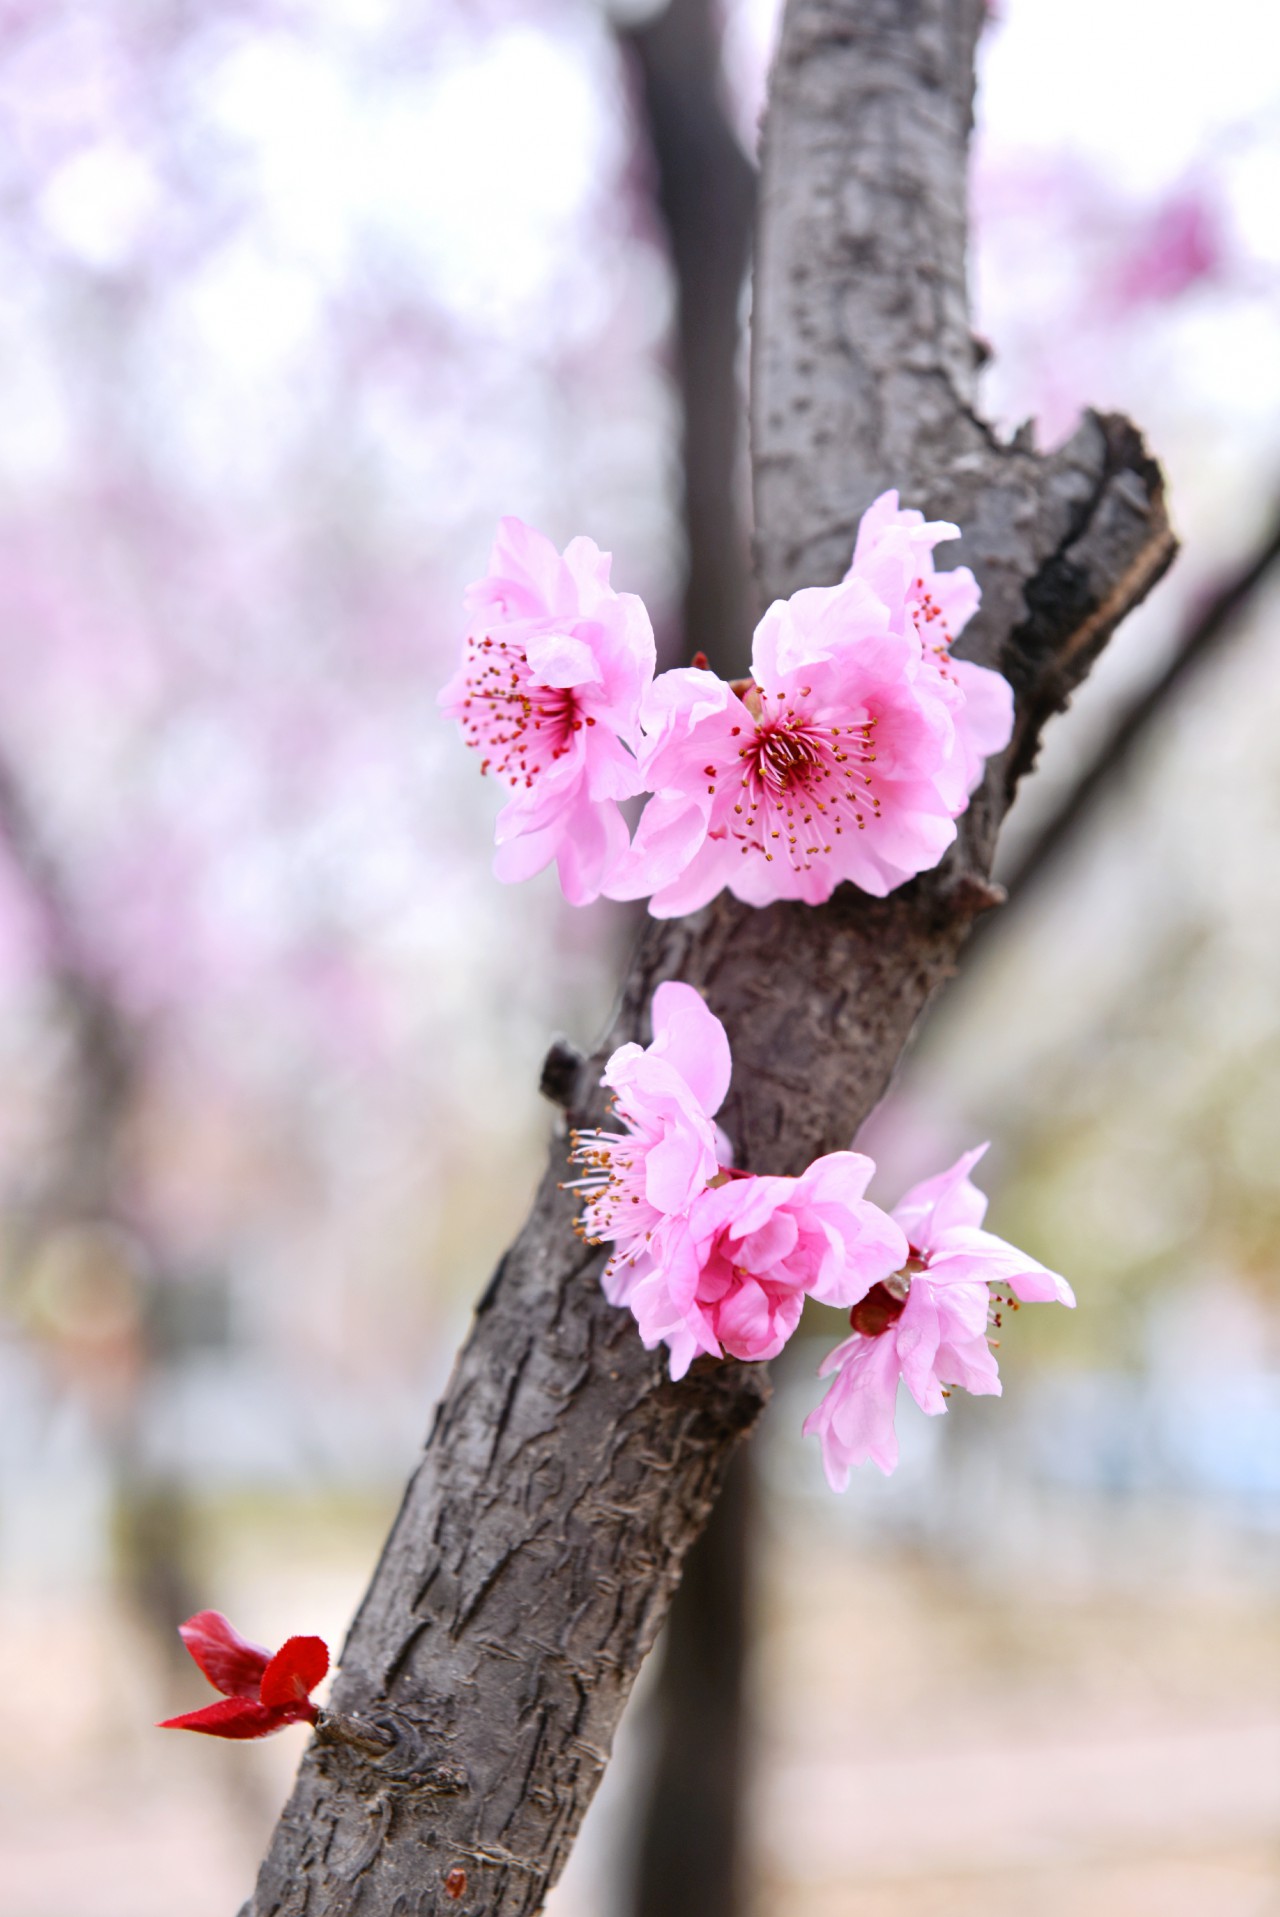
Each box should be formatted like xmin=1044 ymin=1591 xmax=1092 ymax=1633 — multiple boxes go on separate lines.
xmin=540 ymin=1037 xmax=586 ymax=1110
xmin=946 ymin=872 xmax=1006 ymax=921
xmin=322 ymin=1703 xmax=472 ymax=1797
xmin=313 ymin=1707 xmax=397 ymax=1760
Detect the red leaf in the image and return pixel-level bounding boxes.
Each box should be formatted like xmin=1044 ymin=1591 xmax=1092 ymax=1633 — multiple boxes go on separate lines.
xmin=158 ymin=1696 xmax=285 ymax=1740
xmin=178 ymin=1610 xmax=272 ymax=1699
xmin=260 ymin=1635 xmax=329 ymax=1713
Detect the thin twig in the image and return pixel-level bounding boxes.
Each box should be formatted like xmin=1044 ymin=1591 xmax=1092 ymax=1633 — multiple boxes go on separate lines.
xmin=1000 ymin=500 xmax=1280 ymax=906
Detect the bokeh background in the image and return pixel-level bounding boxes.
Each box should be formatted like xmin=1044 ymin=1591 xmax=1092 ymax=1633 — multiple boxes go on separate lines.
xmin=3 ymin=2 xmax=1279 ymax=1913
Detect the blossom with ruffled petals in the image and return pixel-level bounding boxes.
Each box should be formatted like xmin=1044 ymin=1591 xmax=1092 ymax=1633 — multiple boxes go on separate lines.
xmin=845 ymin=491 xmax=1014 ymax=807
xmin=607 ymin=591 xmax=961 ymax=915
xmin=565 ymin=981 xmax=731 ymax=1304
xmin=439 ymin=517 xmax=655 ymax=905
xmin=804 ymin=1145 xmax=1074 ymax=1484
xmin=631 ymin=1151 xmax=908 ymax=1380
xmin=158 ymin=1610 xmax=329 ymax=1739
xmin=607 ymin=495 xmax=1009 ymax=916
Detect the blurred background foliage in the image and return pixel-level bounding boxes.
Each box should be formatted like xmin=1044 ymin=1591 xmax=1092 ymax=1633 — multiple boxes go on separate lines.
xmin=1 ymin=1 xmax=1279 ymax=1913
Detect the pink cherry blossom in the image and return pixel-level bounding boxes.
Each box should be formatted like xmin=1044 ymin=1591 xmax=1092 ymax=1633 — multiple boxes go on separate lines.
xmin=438 ymin=517 xmax=656 ymax=905
xmin=804 ymin=1145 xmax=1074 ymax=1484
xmin=630 ymin=1151 xmax=909 ymax=1380
xmin=606 ymin=598 xmax=962 ymax=916
xmin=607 ymin=495 xmax=1011 ymax=917
xmin=846 ymin=490 xmax=1014 ymax=808
xmin=565 ymin=980 xmax=732 ymax=1303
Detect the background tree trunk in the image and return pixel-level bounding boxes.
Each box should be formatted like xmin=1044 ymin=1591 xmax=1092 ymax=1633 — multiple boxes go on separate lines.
xmin=624 ymin=0 xmax=757 ymax=683
xmin=626 ymin=1443 xmax=754 ymax=1917
xmin=243 ymin=2 xmax=1173 ymax=1912
xmin=620 ymin=3 xmax=757 ymax=1911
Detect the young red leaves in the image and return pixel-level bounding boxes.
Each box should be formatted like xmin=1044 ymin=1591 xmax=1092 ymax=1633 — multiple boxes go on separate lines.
xmin=158 ymin=1610 xmax=329 ymax=1740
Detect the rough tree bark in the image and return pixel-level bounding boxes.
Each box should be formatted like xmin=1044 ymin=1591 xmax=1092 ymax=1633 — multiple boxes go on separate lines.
xmin=244 ymin=3 xmax=1174 ymax=1912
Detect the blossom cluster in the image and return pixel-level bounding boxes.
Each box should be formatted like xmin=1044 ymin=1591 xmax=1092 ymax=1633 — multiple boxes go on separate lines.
xmin=567 ymin=983 xmax=1073 ymax=1480
xmin=160 ymin=498 xmax=1052 ymax=1767
xmin=439 ymin=496 xmax=1013 ymax=914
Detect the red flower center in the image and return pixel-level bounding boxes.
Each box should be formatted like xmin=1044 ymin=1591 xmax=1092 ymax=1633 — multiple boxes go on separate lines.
xmin=850 ymin=1281 xmax=908 ymax=1338
xmin=849 ymin=1260 xmax=919 ymax=1337
xmin=723 ymin=685 xmax=881 ymax=871
xmin=457 ymin=633 xmax=586 ymax=788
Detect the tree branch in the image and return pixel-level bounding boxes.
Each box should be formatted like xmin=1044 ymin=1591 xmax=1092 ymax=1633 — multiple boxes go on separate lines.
xmin=243 ymin=4 xmax=1173 ymax=1912
xmin=997 ymin=498 xmax=1280 ymax=906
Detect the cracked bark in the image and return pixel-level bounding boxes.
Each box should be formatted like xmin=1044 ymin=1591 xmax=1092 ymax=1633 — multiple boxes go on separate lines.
xmin=243 ymin=2 xmax=1174 ymax=1913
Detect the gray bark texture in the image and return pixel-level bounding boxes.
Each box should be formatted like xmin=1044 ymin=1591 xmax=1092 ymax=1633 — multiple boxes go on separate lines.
xmin=243 ymin=2 xmax=1175 ymax=1913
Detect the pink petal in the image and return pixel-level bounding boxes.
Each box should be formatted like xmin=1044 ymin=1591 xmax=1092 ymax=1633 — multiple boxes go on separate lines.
xmin=791 ymin=1150 xmax=876 ymax=1210
xmin=803 ymin=1332 xmax=904 ymax=1483
xmin=561 ymin=533 xmax=614 ymax=590
xmin=491 ymin=819 xmax=560 ymax=887
xmin=553 ymin=795 xmax=631 ymax=908
xmin=734 ymin=1206 xmax=800 ymax=1273
xmin=649 ymin=980 xmax=732 ymax=1116
xmin=806 ymin=1202 xmax=909 ymax=1308
xmin=523 ymin=630 xmax=605 ymax=689
xmin=892 ymin=1145 xmax=990 ymax=1246
xmin=935 ymin=1331 xmax=1003 ymax=1397
xmin=603 ymin=791 xmax=710 ymax=905
xmin=646 ymin=834 xmax=740 ymax=918
xmin=951 ymin=658 xmax=1014 ymax=761
xmin=928 ymin=1229 xmax=1075 ymax=1307
xmin=713 ymin=1277 xmax=803 ymax=1362
xmin=487 ymin=516 xmax=563 ymax=608
xmin=929 ymin=564 xmax=981 ymax=638
xmin=643 ymin=1123 xmax=715 ymax=1215
xmin=895 ymin=1286 xmax=946 ymax=1415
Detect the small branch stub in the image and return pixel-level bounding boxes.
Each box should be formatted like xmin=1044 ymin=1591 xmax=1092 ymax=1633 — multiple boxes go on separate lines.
xmin=313 ymin=1709 xmax=397 ymax=1760
xmin=539 ymin=1037 xmax=585 ymax=1110
xmin=948 ymin=873 xmax=1007 ymax=920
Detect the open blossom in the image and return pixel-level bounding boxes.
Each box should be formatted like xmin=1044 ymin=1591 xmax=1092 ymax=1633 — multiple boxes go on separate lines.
xmin=566 ymin=989 xmax=909 ymax=1381
xmin=845 ymin=491 xmax=1013 ymax=807
xmin=630 ymin=1152 xmax=909 ymax=1380
xmin=607 ymin=596 xmax=959 ymax=915
xmin=606 ymin=495 xmax=1011 ymax=917
xmin=804 ymin=1146 xmax=1074 ymax=1484
xmin=158 ymin=1611 xmax=329 ymax=1739
xmin=566 ymin=981 xmax=732 ymax=1305
xmin=438 ymin=517 xmax=655 ymax=905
